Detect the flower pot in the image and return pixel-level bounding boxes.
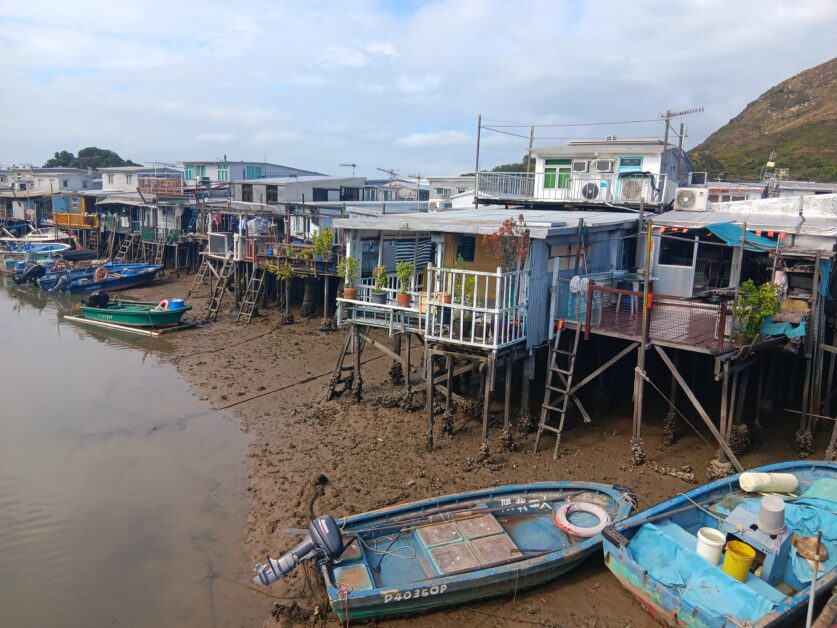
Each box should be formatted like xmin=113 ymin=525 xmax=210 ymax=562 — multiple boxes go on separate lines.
xmin=343 ymin=287 xmax=358 ymax=300
xmin=397 ymin=293 xmax=412 ymax=307
xmin=437 ymin=291 xmax=452 ymax=304
xmin=370 ymin=291 xmax=387 ymax=305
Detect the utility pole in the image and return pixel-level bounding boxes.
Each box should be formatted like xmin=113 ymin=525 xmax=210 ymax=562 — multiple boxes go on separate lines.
xmin=527 ymin=125 xmax=535 ymax=174
xmin=474 ymin=114 xmax=482 ymax=207
xmin=339 ymin=163 xmax=358 ymax=177
xmin=660 ymin=107 xmax=703 ymax=178
xmin=675 ymin=122 xmax=686 ymax=183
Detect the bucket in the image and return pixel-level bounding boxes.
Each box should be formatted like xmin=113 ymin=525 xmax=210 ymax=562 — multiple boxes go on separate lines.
xmin=757 ymin=495 xmax=786 ymax=534
xmin=16 ymin=261 xmax=25 ymax=271
xmin=168 ymin=298 xmax=185 ymax=310
xmin=722 ymin=541 xmax=756 ymax=582
xmin=695 ymin=527 xmax=726 ymax=565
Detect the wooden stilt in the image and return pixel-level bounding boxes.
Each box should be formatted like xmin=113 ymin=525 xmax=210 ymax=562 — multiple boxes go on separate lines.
xmin=482 ymin=357 xmax=494 ymax=442
xmin=405 ymin=333 xmax=412 ymax=389
xmin=352 ymin=325 xmax=362 ymax=401
xmin=520 ymin=354 xmax=533 ymax=420
xmin=755 ymin=358 xmax=766 ymax=428
xmin=719 ymin=362 xmax=730 ymax=462
xmin=632 ymin=344 xmax=645 ymax=441
xmin=426 ymin=351 xmax=435 ymax=451
xmin=827 ymin=338 xmax=837 ymax=418
xmin=503 ymin=359 xmax=513 ymax=431
xmin=324 ymin=275 xmax=330 ymax=318
xmin=445 ymin=356 xmax=454 ymax=414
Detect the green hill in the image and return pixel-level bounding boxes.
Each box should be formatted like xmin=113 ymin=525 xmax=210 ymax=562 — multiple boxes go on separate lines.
xmin=689 ymin=57 xmax=837 ymax=182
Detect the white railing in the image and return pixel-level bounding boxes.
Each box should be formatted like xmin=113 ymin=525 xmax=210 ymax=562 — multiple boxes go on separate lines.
xmin=475 ymin=171 xmax=670 ymax=205
xmin=424 ymin=265 xmax=529 ymax=349
xmin=355 ymin=272 xmax=423 ymax=303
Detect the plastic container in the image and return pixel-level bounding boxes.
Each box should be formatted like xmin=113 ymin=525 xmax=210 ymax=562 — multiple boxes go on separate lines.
xmin=168 ymin=298 xmax=185 ymax=310
xmin=695 ymin=527 xmax=726 ymax=565
xmin=757 ymin=494 xmax=786 ymax=534
xmin=16 ymin=262 xmax=25 ymax=271
xmin=739 ymin=472 xmax=798 ymax=494
xmin=722 ymin=540 xmax=756 ymax=582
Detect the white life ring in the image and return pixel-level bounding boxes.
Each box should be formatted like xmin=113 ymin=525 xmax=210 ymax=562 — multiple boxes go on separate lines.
xmin=553 ymin=501 xmax=610 ymax=538
xmin=155 ymin=299 xmax=169 ymax=312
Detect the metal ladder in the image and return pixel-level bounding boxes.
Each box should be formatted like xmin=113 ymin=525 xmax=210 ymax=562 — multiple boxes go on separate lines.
xmin=533 ymin=320 xmax=582 ymax=459
xmin=206 ymin=255 xmax=234 ymax=321
xmin=88 ymin=230 xmax=100 ymax=255
xmin=236 ymin=267 xmax=265 ymax=323
xmin=114 ymin=232 xmax=139 ymax=263
xmin=188 ymin=257 xmax=211 ymax=297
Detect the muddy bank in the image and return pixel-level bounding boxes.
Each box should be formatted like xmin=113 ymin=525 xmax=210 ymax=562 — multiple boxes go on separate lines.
xmin=130 ymin=275 xmax=827 ymax=627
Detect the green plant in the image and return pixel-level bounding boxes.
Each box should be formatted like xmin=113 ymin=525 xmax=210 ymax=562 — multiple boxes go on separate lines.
xmin=482 ymin=214 xmax=530 ymax=270
xmin=336 ymin=256 xmax=359 ymax=284
xmin=372 ymin=265 xmax=388 ymax=293
xmin=732 ymin=279 xmax=780 ymax=341
xmin=396 ymin=261 xmax=414 ymax=295
xmin=452 ymin=254 xmax=476 ymax=305
xmin=313 ymin=227 xmax=333 ymax=256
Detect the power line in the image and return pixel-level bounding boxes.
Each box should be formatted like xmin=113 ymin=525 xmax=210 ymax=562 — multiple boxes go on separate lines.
xmin=483 ymin=118 xmax=661 ymax=128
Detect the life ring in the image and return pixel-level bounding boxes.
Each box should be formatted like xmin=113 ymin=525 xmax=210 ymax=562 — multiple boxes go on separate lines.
xmin=53 ymin=260 xmax=67 ymax=271
xmin=553 ymin=501 xmax=611 ymax=538
xmin=94 ymin=266 xmax=109 ymax=282
xmin=155 ymin=299 xmax=169 ymax=312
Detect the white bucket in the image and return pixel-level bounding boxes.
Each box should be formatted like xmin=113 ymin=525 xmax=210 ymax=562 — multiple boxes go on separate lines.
xmin=696 ymin=527 xmax=726 ymax=565
xmin=739 ymin=472 xmax=798 ymax=494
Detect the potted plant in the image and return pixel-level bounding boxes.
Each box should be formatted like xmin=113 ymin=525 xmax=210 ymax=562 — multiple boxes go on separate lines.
xmin=731 ymin=279 xmax=779 ymax=344
xmin=396 ymin=261 xmax=414 ymax=307
xmin=313 ymin=227 xmax=333 ymax=261
xmin=371 ymin=265 xmax=388 ymax=305
xmin=337 ymin=256 xmax=359 ymax=300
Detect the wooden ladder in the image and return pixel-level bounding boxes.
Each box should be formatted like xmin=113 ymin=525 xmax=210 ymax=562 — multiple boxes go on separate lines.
xmin=88 ymin=230 xmax=100 ymax=255
xmin=114 ymin=232 xmax=138 ymax=263
xmin=188 ymin=257 xmax=211 ymax=297
xmin=206 ymin=255 xmax=234 ymax=321
xmin=236 ymin=266 xmax=265 ymax=323
xmin=153 ymin=240 xmax=166 ymax=266
xmin=533 ymin=320 xmax=582 ymax=459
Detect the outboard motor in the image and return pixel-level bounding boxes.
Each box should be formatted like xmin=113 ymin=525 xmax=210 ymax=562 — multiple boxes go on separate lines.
xmin=87 ymin=291 xmax=111 ymax=308
xmin=12 ymin=263 xmax=46 ymax=286
xmin=254 ymin=515 xmax=344 ymax=585
xmin=50 ymin=274 xmax=71 ymax=293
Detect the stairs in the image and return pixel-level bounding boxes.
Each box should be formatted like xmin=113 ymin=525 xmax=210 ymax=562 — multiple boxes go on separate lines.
xmin=533 ymin=320 xmax=582 ymax=459
xmin=113 ymin=232 xmax=139 ymax=263
xmin=206 ymin=255 xmax=234 ymax=321
xmin=236 ymin=267 xmax=265 ymax=323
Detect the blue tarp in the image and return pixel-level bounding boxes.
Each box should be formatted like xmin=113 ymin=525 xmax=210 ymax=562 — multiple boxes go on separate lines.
xmin=706 ymin=223 xmax=780 ymax=252
xmin=761 ymin=315 xmax=807 ymax=339
xmin=820 ymin=260 xmax=832 ymax=298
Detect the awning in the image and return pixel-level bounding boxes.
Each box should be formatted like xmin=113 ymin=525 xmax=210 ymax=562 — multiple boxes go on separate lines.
xmin=706 ymin=223 xmax=779 ymax=252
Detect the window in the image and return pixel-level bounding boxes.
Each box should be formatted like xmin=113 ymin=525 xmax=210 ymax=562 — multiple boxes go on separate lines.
xmin=245 ymin=165 xmax=263 ymax=180
xmin=572 ymin=160 xmax=589 ymax=173
xmin=107 ymin=174 xmax=115 ymax=184
xmin=457 ymin=187 xmax=467 ymax=194
xmin=544 ymin=159 xmax=571 ymax=189
xmin=266 ymin=185 xmax=278 ymax=203
xmin=455 ymin=235 xmax=476 ymax=262
xmin=594 ymin=160 xmax=614 ymax=173
xmin=125 ymin=175 xmax=133 ymax=185
xmin=217 ymin=165 xmax=229 ymax=182
xmin=658 ymin=234 xmax=695 ymax=267
xmin=241 ymin=184 xmax=253 ymax=202
xmin=435 ymin=187 xmax=450 ymax=197
xmin=312 ymin=187 xmax=329 ymax=202
xmin=62 ymin=179 xmax=69 ymax=188
xmin=184 ymin=165 xmax=195 ymax=179
xmin=619 ymin=157 xmax=643 ymax=169
xmin=195 ymin=164 xmax=206 ymax=178
xmin=82 ymin=180 xmax=88 ymax=189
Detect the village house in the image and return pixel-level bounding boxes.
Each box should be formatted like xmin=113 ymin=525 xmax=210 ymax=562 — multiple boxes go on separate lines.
xmin=0 ymin=167 xmax=99 ymax=224
xmin=182 ymin=159 xmax=321 ymax=185
xmin=428 ymin=175 xmax=475 ymax=210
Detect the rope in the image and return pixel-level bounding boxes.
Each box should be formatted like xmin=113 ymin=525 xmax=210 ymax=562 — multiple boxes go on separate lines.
xmin=356 ymin=533 xmax=417 ymax=560
xmin=634 ymin=367 xmax=715 ymax=449
xmin=337 ymin=583 xmax=352 ymax=628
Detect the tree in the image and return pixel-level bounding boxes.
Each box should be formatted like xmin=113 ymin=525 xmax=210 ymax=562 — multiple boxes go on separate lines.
xmin=491 ymin=154 xmax=535 ymax=173
xmin=42 ymin=146 xmax=140 ymax=170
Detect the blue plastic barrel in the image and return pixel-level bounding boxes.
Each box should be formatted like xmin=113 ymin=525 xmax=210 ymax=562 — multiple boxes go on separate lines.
xmin=169 ymin=298 xmax=185 ymax=310
xmin=16 ymin=262 xmax=25 ymax=271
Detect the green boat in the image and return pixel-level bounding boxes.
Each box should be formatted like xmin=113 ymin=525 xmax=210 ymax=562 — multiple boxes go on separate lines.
xmin=80 ymin=294 xmax=192 ymax=328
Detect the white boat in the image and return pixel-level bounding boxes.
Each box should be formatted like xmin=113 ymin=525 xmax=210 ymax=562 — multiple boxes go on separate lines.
xmin=0 ymin=227 xmax=71 ymax=245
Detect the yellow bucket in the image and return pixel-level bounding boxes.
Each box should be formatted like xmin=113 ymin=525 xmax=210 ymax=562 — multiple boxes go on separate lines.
xmin=722 ymin=540 xmax=756 ymax=582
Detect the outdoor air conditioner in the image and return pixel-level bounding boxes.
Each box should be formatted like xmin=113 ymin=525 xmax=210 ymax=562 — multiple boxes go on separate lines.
xmin=594 ymin=159 xmax=613 ymax=173
xmin=689 ymin=172 xmax=708 ymax=186
xmin=572 ymin=160 xmax=589 ymax=173
xmin=581 ymin=182 xmax=600 ymax=200
xmin=209 ymin=232 xmax=234 ymax=255
xmin=674 ymin=188 xmax=709 ymax=212
xmin=620 ymin=179 xmax=645 ymax=203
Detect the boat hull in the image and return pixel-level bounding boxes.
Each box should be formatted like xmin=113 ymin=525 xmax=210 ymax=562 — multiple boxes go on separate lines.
xmin=602 ymin=461 xmax=837 ymax=628
xmin=319 ymin=481 xmax=635 ymax=622
xmin=80 ymin=301 xmax=191 ymax=327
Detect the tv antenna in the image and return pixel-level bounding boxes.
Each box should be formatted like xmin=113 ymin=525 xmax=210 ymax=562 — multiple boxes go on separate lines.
xmin=376 ymin=167 xmax=399 ymax=182
xmin=339 ymin=162 xmax=358 ymax=176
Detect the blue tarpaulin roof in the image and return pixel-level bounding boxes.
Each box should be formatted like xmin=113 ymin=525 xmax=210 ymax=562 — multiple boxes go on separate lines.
xmin=706 ymin=223 xmax=779 ymax=252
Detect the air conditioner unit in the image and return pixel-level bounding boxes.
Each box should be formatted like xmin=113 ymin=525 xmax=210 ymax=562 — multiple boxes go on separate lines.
xmin=688 ymin=172 xmax=707 ymax=186
xmin=674 ymin=188 xmax=708 ymax=212
xmin=594 ymin=159 xmax=613 ymax=173
xmin=620 ymin=179 xmax=645 ymax=203
xmin=572 ymin=160 xmax=589 ymax=173
xmin=209 ymin=232 xmax=234 ymax=255
xmin=606 ymin=135 xmax=618 ymax=141
xmin=581 ymin=182 xmax=600 ymax=200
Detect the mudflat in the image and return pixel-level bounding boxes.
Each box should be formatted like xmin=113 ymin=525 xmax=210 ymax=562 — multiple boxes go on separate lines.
xmin=130 ymin=276 xmax=820 ymax=627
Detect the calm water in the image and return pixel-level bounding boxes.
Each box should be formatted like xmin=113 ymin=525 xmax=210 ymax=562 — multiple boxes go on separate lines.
xmin=0 ymin=280 xmax=261 ymax=627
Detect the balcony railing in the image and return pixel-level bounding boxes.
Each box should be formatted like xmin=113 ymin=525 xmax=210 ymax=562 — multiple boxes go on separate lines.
xmin=475 ymin=172 xmax=673 ymax=205
xmin=53 ymin=213 xmax=98 ymax=229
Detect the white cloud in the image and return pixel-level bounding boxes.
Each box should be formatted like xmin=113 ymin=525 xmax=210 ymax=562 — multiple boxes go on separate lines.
xmin=396 ymin=130 xmax=470 ymax=148
xmin=195 ymin=132 xmax=236 ymax=143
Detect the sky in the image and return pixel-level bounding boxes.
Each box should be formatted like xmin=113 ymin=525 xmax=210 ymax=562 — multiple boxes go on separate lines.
xmin=0 ymin=0 xmax=834 ymax=177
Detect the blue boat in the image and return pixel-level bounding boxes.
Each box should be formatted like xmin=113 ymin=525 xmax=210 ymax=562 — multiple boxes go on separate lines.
xmin=47 ymin=264 xmax=164 ymax=293
xmin=254 ymin=481 xmax=636 ymax=622
xmin=602 ymin=461 xmax=837 ymax=627
xmin=35 ymin=263 xmax=151 ymax=291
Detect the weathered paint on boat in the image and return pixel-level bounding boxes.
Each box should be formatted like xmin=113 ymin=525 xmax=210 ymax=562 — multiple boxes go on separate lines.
xmin=59 ymin=265 xmax=163 ymax=293
xmin=80 ymin=300 xmax=192 ymax=327
xmin=602 ymin=461 xmax=837 ymax=627
xmin=319 ymin=481 xmax=635 ymax=622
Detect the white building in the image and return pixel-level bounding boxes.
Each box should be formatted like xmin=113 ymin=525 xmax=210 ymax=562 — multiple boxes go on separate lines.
xmin=99 ymin=165 xmax=183 ymax=193
xmin=6 ymin=167 xmax=98 ymax=193
xmin=182 ymin=160 xmax=321 ymax=184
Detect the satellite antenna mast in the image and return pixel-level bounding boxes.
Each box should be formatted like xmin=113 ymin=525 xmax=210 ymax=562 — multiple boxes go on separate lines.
xmin=339 ymin=162 xmax=358 ymax=176
xmin=377 ymin=167 xmax=400 ymax=201
xmin=661 ymin=106 xmax=703 ymax=175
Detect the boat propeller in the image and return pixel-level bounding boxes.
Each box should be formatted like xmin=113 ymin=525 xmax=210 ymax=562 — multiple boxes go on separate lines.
xmin=254 ymin=515 xmax=344 ymax=585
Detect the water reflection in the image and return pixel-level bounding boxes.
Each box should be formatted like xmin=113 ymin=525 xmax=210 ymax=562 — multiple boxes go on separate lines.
xmin=0 ymin=281 xmax=264 ymax=627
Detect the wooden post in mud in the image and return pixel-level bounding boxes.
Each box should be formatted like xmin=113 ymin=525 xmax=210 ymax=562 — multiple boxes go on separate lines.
xmin=323 ymin=275 xmax=330 ymax=318
xmin=352 ymin=324 xmax=362 ymax=401
xmin=482 ymin=356 xmax=495 ymax=443
xmin=392 ymin=333 xmax=403 ymax=384
xmin=445 ymin=356 xmax=454 ymax=414
xmin=800 ymin=253 xmax=821 ymax=434
xmin=426 ymin=352 xmax=435 ymax=451
xmin=719 ymin=361 xmax=730 ymax=462
xmin=631 ymin=219 xmax=652 ymax=463
xmin=405 ymin=333 xmax=412 ymax=389
xmin=503 ymin=359 xmax=513 ymax=432
xmin=520 ymin=354 xmax=534 ymax=421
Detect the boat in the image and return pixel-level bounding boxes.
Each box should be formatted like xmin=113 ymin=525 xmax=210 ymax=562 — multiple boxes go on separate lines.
xmin=0 ymin=226 xmax=71 ymax=244
xmin=79 ymin=293 xmax=192 ymax=328
xmin=46 ymin=263 xmax=164 ymax=293
xmin=602 ymin=461 xmax=837 ymax=627
xmin=34 ymin=262 xmax=147 ymax=290
xmin=254 ymin=481 xmax=636 ymax=622
xmin=1 ymin=242 xmax=73 ymax=274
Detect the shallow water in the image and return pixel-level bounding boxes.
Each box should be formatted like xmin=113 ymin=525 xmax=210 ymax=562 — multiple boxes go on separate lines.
xmin=0 ymin=280 xmax=259 ymax=627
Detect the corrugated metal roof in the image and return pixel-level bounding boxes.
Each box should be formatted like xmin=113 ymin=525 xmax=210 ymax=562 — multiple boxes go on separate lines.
xmin=333 ymin=206 xmax=639 ymax=238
